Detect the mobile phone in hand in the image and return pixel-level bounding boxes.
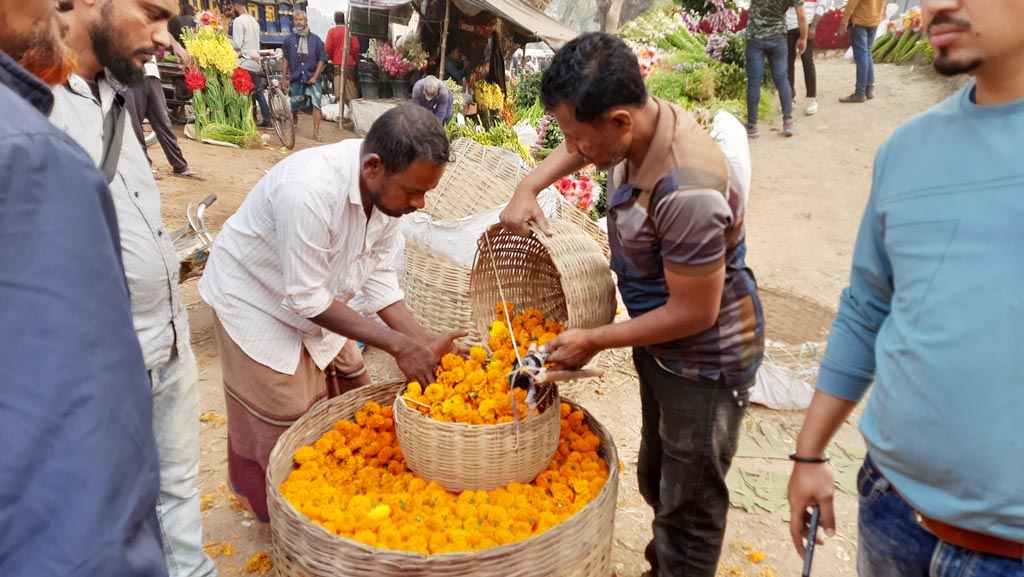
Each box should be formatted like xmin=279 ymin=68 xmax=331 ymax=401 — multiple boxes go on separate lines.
xmin=802 ymin=505 xmax=821 ymax=577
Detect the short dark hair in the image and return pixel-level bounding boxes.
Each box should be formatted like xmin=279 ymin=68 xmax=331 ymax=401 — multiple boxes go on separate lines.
xmin=541 ymin=32 xmax=647 ymax=123
xmin=182 ymin=3 xmax=196 ymax=16
xmin=362 ymin=105 xmax=450 ymax=175
xmin=334 ymin=11 xmax=345 ymax=25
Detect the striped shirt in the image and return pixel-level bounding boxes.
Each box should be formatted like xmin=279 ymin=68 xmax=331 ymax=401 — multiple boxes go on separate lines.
xmin=199 ymin=139 xmax=404 ymax=375
xmin=50 ymin=74 xmax=188 ymax=371
xmin=607 ymin=97 xmax=765 ymax=384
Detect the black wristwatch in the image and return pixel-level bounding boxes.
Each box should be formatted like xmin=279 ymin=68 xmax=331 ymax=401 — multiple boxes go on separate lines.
xmin=789 ymin=452 xmax=830 ymax=464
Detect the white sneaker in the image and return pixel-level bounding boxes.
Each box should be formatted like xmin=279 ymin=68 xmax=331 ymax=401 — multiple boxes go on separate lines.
xmin=805 ymin=99 xmax=818 ymax=116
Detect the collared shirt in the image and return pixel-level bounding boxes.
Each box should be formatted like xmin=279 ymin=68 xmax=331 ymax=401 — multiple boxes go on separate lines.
xmin=283 ymin=32 xmax=327 ymax=84
xmin=50 ymin=73 xmax=188 ymax=370
xmin=0 ymin=50 xmax=165 ymax=577
xmin=231 ymin=13 xmax=262 ymax=73
xmin=199 ymin=138 xmax=404 ymax=375
xmin=748 ymin=0 xmax=804 ymax=40
xmin=607 ymin=97 xmax=764 ymax=384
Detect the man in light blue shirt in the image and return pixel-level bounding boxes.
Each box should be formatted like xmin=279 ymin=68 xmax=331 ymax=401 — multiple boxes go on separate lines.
xmin=787 ymin=0 xmax=1024 ymax=575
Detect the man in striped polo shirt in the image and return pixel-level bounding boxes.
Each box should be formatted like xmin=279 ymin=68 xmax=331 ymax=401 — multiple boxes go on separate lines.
xmin=501 ymin=33 xmax=765 ymax=577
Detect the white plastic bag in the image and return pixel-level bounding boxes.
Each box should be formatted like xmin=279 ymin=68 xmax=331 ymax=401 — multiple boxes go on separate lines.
xmin=751 ymin=362 xmax=816 ymax=410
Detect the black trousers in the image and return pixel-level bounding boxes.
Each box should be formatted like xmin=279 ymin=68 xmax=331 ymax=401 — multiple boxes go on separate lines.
xmin=124 ymin=76 xmax=188 ymax=173
xmin=634 ymin=347 xmax=752 ymax=577
xmin=787 ymin=28 xmax=817 ymax=99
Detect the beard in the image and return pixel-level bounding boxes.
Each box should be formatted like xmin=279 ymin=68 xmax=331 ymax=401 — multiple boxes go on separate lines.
xmin=89 ymin=22 xmax=148 ymax=86
xmin=88 ymin=1 xmax=154 ymax=86
xmin=12 ymin=28 xmax=76 ymax=86
xmin=933 ymin=49 xmax=984 ymax=77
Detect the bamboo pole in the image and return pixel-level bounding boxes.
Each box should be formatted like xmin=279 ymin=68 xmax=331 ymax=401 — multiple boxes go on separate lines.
xmin=339 ymin=3 xmax=353 ymax=115
xmin=438 ymin=0 xmax=451 ymax=80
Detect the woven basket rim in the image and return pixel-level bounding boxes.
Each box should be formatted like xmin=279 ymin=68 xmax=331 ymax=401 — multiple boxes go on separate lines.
xmin=392 ymin=389 xmax=558 ymax=431
xmin=268 ymin=381 xmax=618 ymax=562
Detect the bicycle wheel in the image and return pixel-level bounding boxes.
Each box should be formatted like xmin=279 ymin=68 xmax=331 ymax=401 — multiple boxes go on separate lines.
xmin=268 ymin=86 xmax=295 ymax=150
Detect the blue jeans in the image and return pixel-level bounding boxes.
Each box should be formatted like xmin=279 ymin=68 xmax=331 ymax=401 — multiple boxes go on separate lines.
xmin=634 ymin=348 xmax=752 ymax=577
xmin=857 ymin=455 xmax=1024 ymax=577
xmin=745 ymin=34 xmax=794 ymax=125
xmin=150 ymin=344 xmax=217 ymax=577
xmin=849 ymin=25 xmax=877 ymax=94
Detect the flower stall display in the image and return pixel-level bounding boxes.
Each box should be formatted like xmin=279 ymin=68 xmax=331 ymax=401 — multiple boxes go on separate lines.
xmin=371 ymin=38 xmax=429 ymax=99
xmin=181 ymin=12 xmax=260 ymax=147
xmin=279 ymin=396 xmax=608 ymax=554
xmin=636 ymin=46 xmax=663 ymax=79
xmin=872 ymin=7 xmax=934 ymax=64
xmin=556 ymin=174 xmax=601 ymax=213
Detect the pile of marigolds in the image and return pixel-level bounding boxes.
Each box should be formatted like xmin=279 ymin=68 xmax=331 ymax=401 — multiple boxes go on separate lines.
xmin=279 ymin=304 xmax=610 ymax=554
xmin=402 ymin=303 xmax=563 ymax=424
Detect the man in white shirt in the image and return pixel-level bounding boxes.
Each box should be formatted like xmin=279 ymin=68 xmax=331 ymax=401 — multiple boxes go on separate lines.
xmin=48 ymin=1 xmax=216 ymax=576
xmin=200 ymin=105 xmax=463 ymax=521
xmin=786 ymin=0 xmax=826 ymax=115
xmin=228 ymin=0 xmax=270 ymax=127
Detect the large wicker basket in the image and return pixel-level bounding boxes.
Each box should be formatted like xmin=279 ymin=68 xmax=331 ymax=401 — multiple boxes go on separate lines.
xmin=402 ymin=239 xmax=481 ymax=344
xmin=470 ymin=221 xmax=616 ymax=341
xmin=423 ymin=138 xmax=526 ymax=221
xmin=393 ymin=387 xmax=561 ymax=492
xmin=759 ymin=287 xmax=836 ymax=372
xmin=267 ymin=379 xmax=619 ymax=577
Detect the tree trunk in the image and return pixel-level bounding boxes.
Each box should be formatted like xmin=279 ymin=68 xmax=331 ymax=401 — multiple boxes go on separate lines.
xmin=619 ymin=0 xmax=659 ymax=27
xmin=596 ymin=0 xmax=625 ymax=33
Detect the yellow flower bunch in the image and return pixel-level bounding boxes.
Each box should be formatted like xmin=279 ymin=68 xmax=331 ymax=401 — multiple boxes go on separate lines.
xmin=474 ymin=81 xmax=504 ymax=111
xmin=182 ymin=26 xmax=237 ymax=76
xmin=401 ymin=302 xmax=564 ymax=425
xmin=280 ymin=400 xmax=608 ymax=554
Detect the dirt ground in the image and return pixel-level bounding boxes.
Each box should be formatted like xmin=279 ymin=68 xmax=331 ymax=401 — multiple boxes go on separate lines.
xmin=156 ymin=57 xmax=960 ymax=576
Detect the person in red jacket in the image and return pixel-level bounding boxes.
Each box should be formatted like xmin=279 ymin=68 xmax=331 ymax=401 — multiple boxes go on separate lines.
xmin=325 ymin=11 xmax=360 ymax=107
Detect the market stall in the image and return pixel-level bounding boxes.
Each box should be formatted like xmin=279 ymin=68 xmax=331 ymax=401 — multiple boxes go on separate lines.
xmin=345 ymin=0 xmax=576 ymax=133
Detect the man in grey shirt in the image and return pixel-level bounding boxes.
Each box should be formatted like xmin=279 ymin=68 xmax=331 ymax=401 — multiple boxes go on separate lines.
xmin=230 ymin=0 xmax=271 ymax=127
xmin=49 ymin=1 xmax=216 ymax=576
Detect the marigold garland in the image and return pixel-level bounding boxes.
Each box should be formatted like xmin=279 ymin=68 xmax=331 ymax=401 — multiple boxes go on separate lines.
xmin=280 ymin=399 xmax=608 ymax=554
xmin=400 ymin=302 xmax=564 ymax=425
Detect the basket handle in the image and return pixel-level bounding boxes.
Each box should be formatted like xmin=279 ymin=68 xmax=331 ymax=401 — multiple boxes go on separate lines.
xmin=535 ymin=368 xmax=604 ymax=384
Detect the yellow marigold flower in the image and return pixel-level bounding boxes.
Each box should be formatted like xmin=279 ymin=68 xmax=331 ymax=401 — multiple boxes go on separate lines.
xmin=423 ymin=383 xmax=445 ymax=403
xmin=368 ymin=504 xmax=391 ymax=521
xmin=495 ymin=301 xmax=515 ymax=318
xmin=470 ymin=346 xmax=488 ymax=364
xmin=406 ymin=381 xmax=423 ymax=396
xmin=748 ymin=550 xmax=766 ymax=563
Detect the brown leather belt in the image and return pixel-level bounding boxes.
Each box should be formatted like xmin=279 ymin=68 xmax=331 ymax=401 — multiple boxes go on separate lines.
xmin=917 ymin=513 xmax=1024 ymax=560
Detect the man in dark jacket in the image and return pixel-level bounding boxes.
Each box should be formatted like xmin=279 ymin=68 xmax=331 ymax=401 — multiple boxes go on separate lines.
xmin=0 ymin=0 xmax=166 ymax=575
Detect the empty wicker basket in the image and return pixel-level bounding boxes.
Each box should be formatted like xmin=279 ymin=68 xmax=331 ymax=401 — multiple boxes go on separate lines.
xmin=470 ymin=221 xmax=616 ymax=341
xmin=267 ymin=379 xmax=619 ymax=577
xmin=393 ymin=387 xmax=561 ymax=492
xmin=403 ymin=239 xmax=482 ymax=344
xmin=759 ymin=287 xmax=836 ymax=373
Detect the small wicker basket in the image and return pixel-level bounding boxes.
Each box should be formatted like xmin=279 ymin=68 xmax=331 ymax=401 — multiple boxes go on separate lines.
xmin=470 ymin=221 xmax=616 ymax=342
xmin=267 ymin=379 xmax=619 ymax=577
xmin=393 ymin=386 xmax=560 ymax=492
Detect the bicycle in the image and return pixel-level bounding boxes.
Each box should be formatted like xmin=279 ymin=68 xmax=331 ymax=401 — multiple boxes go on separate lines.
xmin=172 ymin=194 xmax=217 ymax=284
xmin=257 ymin=49 xmax=295 ymax=150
